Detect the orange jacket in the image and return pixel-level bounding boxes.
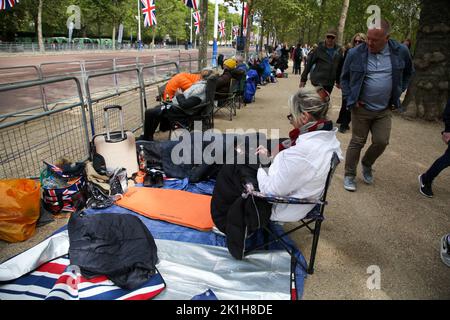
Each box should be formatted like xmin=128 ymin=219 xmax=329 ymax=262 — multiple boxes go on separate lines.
xmin=163 ymin=73 xmax=201 ymax=99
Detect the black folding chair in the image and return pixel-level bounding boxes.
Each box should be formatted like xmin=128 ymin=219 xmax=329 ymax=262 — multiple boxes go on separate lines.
xmin=244 ymin=152 xmax=341 ymax=274
xmin=163 ymin=75 xmax=218 ymax=137
xmin=214 ymin=79 xmax=238 ymax=121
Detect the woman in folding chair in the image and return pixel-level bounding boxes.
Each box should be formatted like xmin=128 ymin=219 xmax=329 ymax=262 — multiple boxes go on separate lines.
xmin=211 ymin=86 xmax=343 ymax=265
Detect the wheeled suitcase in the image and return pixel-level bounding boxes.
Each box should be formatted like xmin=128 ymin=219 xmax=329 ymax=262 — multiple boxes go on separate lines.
xmin=92 ymin=105 xmax=138 ymax=178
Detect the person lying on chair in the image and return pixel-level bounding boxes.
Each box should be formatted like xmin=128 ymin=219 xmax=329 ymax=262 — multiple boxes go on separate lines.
xmin=162 ymin=72 xmax=202 ymax=101
xmin=142 ymin=68 xmax=215 ymax=141
xmin=210 ymin=86 xmax=343 ymax=259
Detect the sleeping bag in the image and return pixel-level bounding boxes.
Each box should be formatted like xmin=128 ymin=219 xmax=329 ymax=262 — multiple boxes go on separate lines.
xmin=244 ymin=69 xmax=258 ymax=104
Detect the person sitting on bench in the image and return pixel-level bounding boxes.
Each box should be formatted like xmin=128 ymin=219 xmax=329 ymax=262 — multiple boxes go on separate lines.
xmin=210 ymin=86 xmax=343 ymax=259
xmin=141 ymin=68 xmax=215 ymax=141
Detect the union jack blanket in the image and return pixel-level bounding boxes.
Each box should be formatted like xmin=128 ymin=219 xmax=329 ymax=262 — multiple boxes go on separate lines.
xmin=0 ymin=255 xmax=165 ymax=300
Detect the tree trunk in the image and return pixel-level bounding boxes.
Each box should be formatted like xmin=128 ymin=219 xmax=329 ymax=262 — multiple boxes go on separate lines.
xmin=198 ymin=0 xmax=208 ymax=70
xmin=337 ymin=0 xmax=350 ymax=46
xmin=151 ymin=26 xmax=156 ymax=49
xmin=315 ymin=0 xmax=327 ymax=43
xmin=37 ymin=0 xmax=45 ymax=53
xmin=259 ymin=19 xmax=265 ymax=53
xmin=112 ymin=25 xmax=116 ymax=50
xmin=307 ymin=17 xmax=313 ymax=44
xmin=402 ymin=0 xmax=450 ymax=120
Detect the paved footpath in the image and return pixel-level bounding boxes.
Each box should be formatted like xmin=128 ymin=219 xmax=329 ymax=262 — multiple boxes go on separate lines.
xmin=1 ymin=65 xmax=449 ymax=299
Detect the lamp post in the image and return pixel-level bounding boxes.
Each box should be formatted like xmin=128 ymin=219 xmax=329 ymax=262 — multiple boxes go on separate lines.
xmin=136 ymin=0 xmax=142 ymax=50
xmin=212 ymin=0 xmax=219 ymax=67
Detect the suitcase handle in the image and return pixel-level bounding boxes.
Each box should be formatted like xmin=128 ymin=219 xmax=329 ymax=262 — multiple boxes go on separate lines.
xmin=104 ymin=105 xmax=122 ymax=112
xmin=103 ymin=105 xmax=125 ymax=141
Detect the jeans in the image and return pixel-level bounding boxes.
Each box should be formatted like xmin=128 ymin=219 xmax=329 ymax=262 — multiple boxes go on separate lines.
xmin=422 ymin=144 xmax=450 ymax=184
xmin=345 ymin=106 xmax=392 ymax=177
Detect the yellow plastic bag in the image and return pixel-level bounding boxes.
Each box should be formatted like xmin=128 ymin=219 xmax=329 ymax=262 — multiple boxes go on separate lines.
xmin=0 ymin=179 xmax=41 ymax=243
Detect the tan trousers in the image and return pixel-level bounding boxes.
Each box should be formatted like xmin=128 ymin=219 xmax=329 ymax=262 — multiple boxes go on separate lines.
xmin=344 ymin=106 xmax=392 ymax=177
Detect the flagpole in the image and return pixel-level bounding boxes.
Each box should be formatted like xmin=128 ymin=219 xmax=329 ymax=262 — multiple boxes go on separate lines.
xmin=190 ymin=8 xmax=193 ymax=49
xmin=137 ymin=0 xmax=142 ymax=50
xmin=212 ymin=0 xmax=219 ymax=67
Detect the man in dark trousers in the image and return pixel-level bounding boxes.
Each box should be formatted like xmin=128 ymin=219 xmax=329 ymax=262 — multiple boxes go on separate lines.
xmin=341 ymin=19 xmax=414 ymax=191
xmin=300 ymin=28 xmax=343 ymax=94
xmin=418 ymin=99 xmax=450 ymax=198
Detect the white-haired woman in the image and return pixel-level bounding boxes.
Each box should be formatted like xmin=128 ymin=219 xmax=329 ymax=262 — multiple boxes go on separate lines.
xmin=211 ymin=86 xmax=343 ymax=259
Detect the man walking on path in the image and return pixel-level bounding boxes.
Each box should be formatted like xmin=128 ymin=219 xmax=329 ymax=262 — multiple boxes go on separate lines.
xmin=341 ymin=20 xmax=414 ymax=191
xmin=300 ymin=28 xmax=343 ymax=94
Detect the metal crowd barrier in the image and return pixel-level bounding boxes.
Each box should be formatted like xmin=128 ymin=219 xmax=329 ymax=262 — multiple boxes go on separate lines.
xmin=0 ymin=77 xmax=90 ymax=179
xmin=85 ymin=67 xmax=145 ymax=137
xmin=0 ymin=51 xmax=236 ymax=179
xmin=0 ymin=65 xmax=48 ymax=111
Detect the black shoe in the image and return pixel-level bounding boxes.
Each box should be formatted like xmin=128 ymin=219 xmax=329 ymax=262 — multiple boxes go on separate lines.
xmin=338 ymin=125 xmax=347 ymax=133
xmin=418 ymin=174 xmax=433 ymax=198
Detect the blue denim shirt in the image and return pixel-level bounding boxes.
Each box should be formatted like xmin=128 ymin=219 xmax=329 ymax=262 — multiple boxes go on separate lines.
xmin=340 ymin=39 xmax=414 ymax=111
xmin=361 ymin=44 xmax=393 ymax=111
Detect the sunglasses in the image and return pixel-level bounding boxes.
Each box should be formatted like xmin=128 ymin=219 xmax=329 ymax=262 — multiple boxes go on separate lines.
xmin=354 ymin=40 xmax=364 ymax=44
xmin=326 ymin=35 xmax=336 ymax=40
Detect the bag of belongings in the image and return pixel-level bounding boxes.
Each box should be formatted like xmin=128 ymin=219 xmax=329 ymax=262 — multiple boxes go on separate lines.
xmin=40 ymin=160 xmax=86 ymax=214
xmin=0 ymin=179 xmax=41 ymax=242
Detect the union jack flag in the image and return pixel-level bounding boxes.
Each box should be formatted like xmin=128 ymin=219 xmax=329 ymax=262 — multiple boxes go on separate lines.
xmin=0 ymin=0 xmax=19 ymax=10
xmin=243 ymin=2 xmax=249 ymax=36
xmin=141 ymin=0 xmax=157 ymax=27
xmin=193 ymin=11 xmax=201 ymax=35
xmin=182 ymin=0 xmax=197 ymax=9
xmin=218 ymin=20 xmax=226 ymax=39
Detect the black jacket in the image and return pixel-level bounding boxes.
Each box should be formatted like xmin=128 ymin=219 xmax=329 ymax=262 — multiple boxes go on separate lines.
xmin=215 ymin=69 xmax=245 ymax=96
xmin=68 ymin=212 xmax=158 ymax=290
xmin=211 ymin=164 xmax=271 ymax=260
xmin=301 ymin=41 xmax=343 ymax=87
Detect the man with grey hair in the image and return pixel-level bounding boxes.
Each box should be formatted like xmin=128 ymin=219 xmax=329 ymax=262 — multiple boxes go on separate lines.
xmin=341 ymin=19 xmax=414 ymax=191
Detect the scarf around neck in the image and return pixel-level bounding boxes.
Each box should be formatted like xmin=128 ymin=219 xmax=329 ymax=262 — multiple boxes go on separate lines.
xmin=279 ymin=119 xmax=334 ymax=152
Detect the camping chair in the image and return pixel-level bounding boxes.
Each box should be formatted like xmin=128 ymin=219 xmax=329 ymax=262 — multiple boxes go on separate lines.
xmin=163 ymin=75 xmax=218 ymax=138
xmin=236 ymin=77 xmax=246 ymax=109
xmin=214 ymin=79 xmax=238 ymax=121
xmin=243 ymin=152 xmax=340 ymax=274
xmin=156 ymin=83 xmax=168 ymax=105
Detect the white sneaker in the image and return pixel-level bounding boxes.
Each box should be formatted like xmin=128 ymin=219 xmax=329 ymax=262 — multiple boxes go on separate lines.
xmin=440 ymin=234 xmax=450 ymax=267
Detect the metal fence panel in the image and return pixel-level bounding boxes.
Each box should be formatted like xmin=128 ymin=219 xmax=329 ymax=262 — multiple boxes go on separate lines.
xmin=0 ymin=77 xmax=90 ymax=179
xmin=85 ymin=68 xmax=145 ymax=137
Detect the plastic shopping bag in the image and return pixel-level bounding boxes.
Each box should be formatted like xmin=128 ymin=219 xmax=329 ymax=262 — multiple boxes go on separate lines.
xmin=0 ymin=179 xmax=41 ymax=242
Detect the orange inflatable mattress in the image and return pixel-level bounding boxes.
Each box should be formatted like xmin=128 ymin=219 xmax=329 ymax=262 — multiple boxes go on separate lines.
xmin=116 ymin=187 xmax=214 ymax=231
